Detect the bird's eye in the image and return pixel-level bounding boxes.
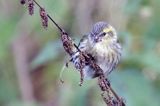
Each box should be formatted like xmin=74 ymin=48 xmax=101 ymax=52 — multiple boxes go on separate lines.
xmin=102 ymin=32 xmax=106 ymax=36
xmin=98 ymin=32 xmax=106 ymax=37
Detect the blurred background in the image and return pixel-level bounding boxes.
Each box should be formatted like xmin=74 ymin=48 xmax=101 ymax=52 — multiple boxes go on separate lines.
xmin=0 ymin=0 xmax=160 ymax=106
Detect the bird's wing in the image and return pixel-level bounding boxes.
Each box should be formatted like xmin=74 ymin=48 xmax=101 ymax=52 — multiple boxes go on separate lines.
xmin=78 ymin=35 xmax=89 ymax=52
xmin=78 ymin=35 xmax=88 ymax=46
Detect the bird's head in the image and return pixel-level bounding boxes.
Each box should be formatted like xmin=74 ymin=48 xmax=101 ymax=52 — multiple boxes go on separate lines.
xmin=89 ymin=22 xmax=117 ymax=45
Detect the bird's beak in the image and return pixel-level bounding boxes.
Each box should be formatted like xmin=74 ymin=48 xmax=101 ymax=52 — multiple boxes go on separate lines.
xmin=94 ymin=36 xmax=99 ymax=42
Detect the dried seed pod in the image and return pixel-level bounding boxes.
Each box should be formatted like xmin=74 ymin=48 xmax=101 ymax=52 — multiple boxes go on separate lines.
xmin=61 ymin=30 xmax=88 ymax=85
xmin=20 ymin=0 xmax=26 ymax=5
xmin=39 ymin=8 xmax=48 ymax=29
xmin=28 ymin=0 xmax=34 ymax=15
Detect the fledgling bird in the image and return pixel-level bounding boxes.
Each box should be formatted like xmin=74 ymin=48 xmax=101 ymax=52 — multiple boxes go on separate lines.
xmin=72 ymin=21 xmax=122 ymax=79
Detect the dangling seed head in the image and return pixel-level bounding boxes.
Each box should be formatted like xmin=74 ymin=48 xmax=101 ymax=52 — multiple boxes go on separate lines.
xmin=28 ymin=0 xmax=34 ymax=15
xmin=20 ymin=0 xmax=26 ymax=5
xmin=40 ymin=8 xmax=48 ymax=29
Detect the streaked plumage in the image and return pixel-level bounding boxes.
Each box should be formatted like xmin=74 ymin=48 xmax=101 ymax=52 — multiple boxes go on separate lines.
xmin=72 ymin=22 xmax=122 ymax=79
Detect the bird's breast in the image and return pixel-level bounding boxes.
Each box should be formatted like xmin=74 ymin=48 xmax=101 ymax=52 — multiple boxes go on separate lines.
xmin=91 ymin=42 xmax=113 ymax=60
xmin=90 ymin=42 xmax=117 ymax=74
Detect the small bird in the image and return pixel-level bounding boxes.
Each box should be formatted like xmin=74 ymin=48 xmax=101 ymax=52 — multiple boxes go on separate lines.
xmin=72 ymin=21 xmax=122 ymax=79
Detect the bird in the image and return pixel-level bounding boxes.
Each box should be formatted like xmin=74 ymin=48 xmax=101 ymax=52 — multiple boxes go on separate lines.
xmin=71 ymin=21 xmax=122 ymax=79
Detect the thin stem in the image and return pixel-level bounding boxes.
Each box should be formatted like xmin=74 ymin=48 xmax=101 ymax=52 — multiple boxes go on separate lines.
xmin=33 ymin=0 xmax=42 ymax=8
xmin=47 ymin=14 xmax=63 ymax=32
